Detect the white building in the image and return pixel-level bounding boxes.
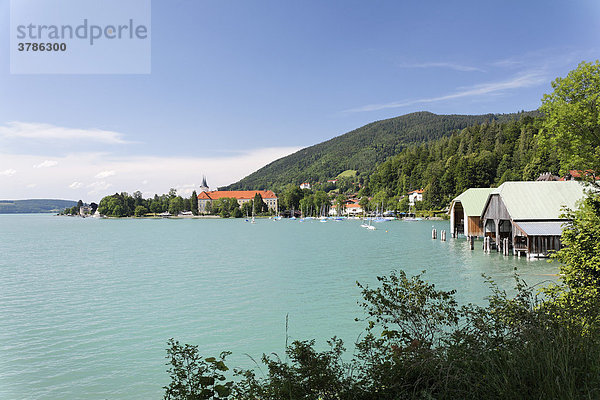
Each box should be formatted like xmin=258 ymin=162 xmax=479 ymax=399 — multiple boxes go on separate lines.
xmin=408 ymin=189 xmax=424 ymax=206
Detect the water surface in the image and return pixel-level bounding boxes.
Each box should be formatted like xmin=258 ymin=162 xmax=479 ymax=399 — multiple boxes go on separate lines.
xmin=0 ymin=215 xmax=558 ymax=399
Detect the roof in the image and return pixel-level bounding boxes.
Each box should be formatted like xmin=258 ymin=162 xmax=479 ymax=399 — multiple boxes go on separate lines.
xmin=198 ymin=190 xmax=277 ymax=200
xmin=452 ymin=188 xmax=495 ymax=217
xmin=346 ymin=203 xmax=361 ymax=208
xmin=482 ymin=181 xmax=585 ymax=220
xmin=408 ymin=189 xmax=424 ymax=194
xmin=513 ymin=221 xmax=569 ymax=236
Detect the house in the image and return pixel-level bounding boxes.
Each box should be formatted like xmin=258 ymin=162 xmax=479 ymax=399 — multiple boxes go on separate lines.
xmin=559 ymin=170 xmax=600 ymax=181
xmin=79 ymin=205 xmax=92 ymax=216
xmin=479 ymin=181 xmax=585 ymax=258
xmin=300 ymin=182 xmax=311 ymax=190
xmin=345 ymin=201 xmax=362 ymax=216
xmin=449 ymin=188 xmax=495 ymax=237
xmin=197 ymin=190 xmax=278 ymax=213
xmin=407 ymin=189 xmax=424 ymax=205
xmin=327 ymin=179 xmax=338 ymax=184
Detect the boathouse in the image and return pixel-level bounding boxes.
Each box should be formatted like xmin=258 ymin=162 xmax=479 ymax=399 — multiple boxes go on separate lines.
xmin=479 ymin=181 xmax=585 ymax=258
xmin=449 ymin=188 xmax=495 ymax=238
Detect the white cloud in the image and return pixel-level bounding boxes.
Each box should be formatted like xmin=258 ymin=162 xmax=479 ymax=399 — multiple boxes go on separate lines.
xmin=95 ymin=170 xmax=116 ymax=179
xmin=0 ymin=168 xmax=17 ymax=176
xmin=87 ymin=181 xmax=113 ymax=194
xmin=345 ymin=71 xmax=548 ymax=113
xmin=0 ymin=146 xmax=301 ymax=201
xmin=26 ymin=183 xmax=37 ymax=188
xmin=0 ymin=122 xmax=130 ymax=144
xmin=399 ymin=62 xmax=485 ymax=72
xmin=33 ymin=160 xmax=58 ymax=168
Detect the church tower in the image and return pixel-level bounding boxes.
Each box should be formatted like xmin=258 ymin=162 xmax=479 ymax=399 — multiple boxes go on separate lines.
xmin=199 ymin=176 xmax=209 ymax=193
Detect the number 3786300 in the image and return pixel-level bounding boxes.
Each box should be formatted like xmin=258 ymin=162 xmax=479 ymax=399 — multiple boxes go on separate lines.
xmin=18 ymin=43 xmax=67 ymax=51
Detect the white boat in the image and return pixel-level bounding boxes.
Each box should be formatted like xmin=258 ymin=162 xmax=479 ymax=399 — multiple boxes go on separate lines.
xmin=361 ymin=216 xmax=376 ymax=230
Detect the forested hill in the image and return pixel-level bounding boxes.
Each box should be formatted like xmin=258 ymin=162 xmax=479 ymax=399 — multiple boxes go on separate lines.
xmin=0 ymin=199 xmax=77 ymax=213
xmin=223 ymin=111 xmax=537 ymax=191
xmin=366 ymin=114 xmax=556 ymax=209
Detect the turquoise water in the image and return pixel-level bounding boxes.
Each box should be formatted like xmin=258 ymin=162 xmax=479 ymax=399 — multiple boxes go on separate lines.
xmin=0 ymin=214 xmax=559 ymax=399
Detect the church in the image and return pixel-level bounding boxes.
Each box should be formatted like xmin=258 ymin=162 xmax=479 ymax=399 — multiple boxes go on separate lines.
xmin=196 ymin=177 xmax=278 ymax=213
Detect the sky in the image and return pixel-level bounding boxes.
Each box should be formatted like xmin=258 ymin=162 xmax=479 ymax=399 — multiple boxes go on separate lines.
xmin=0 ymin=0 xmax=599 ymax=202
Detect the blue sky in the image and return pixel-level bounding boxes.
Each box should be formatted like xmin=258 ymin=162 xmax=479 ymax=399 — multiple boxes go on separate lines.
xmin=0 ymin=0 xmax=598 ymax=201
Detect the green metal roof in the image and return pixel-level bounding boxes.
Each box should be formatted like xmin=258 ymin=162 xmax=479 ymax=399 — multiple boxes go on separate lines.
xmin=452 ymin=188 xmax=495 ymax=217
xmin=486 ymin=181 xmax=586 ymax=220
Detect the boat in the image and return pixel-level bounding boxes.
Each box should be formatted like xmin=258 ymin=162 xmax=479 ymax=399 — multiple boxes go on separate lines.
xmin=361 ymin=216 xmax=376 ymax=230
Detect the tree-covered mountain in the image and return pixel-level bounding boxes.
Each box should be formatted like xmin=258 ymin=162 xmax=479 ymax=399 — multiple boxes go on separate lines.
xmin=365 ymin=115 xmax=556 ymax=209
xmin=223 ymin=111 xmax=538 ymax=191
xmin=0 ymin=199 xmax=77 ymax=214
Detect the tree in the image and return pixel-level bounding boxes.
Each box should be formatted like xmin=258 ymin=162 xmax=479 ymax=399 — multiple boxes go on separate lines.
xmin=191 ymin=191 xmax=199 ymax=215
xmin=281 ymin=184 xmax=303 ymax=211
xmin=133 ymin=191 xmax=143 ymax=206
xmin=547 ymin=194 xmax=600 ymax=318
xmin=164 ymin=339 xmax=232 ymax=400
xmin=252 ymin=193 xmax=268 ymax=214
xmin=358 ymin=196 xmax=370 ymax=216
xmin=540 ymin=60 xmax=600 ymax=175
xmin=398 ymin=196 xmax=409 ymax=213
xmin=313 ymin=191 xmax=329 ymax=215
xmin=169 ymin=196 xmax=184 ymax=215
xmin=335 ymin=194 xmax=346 ymax=216
xmin=134 ymin=205 xmax=148 ymax=217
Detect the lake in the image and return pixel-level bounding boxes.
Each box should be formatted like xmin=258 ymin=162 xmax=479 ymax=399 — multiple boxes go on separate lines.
xmin=0 ymin=214 xmax=559 ymax=399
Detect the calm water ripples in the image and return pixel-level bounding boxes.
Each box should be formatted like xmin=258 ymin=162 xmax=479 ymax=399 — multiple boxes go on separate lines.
xmin=0 ymin=214 xmax=558 ymax=399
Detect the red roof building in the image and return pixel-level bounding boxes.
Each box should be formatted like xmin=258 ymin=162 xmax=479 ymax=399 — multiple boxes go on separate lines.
xmin=197 ymin=190 xmax=278 ymax=213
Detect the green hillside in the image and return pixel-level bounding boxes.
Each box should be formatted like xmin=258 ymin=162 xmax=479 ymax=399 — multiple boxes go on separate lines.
xmin=0 ymin=199 xmax=77 ymax=214
xmin=223 ymin=111 xmax=538 ymax=190
xmin=366 ymin=114 xmax=552 ymax=209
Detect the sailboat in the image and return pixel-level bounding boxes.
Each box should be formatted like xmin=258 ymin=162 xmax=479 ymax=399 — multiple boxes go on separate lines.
xmin=361 ymin=209 xmax=376 ymax=230
xmin=367 ymin=215 xmax=376 ymax=230
xmin=251 ymin=203 xmax=256 ymax=224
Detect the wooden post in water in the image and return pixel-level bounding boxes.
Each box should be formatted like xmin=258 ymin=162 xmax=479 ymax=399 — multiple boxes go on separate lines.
xmin=432 ymin=228 xmax=437 ymax=239
xmin=484 ymin=237 xmax=491 ymax=253
xmin=441 ymin=230 xmax=446 ymax=241
xmin=468 ymin=235 xmax=474 ymax=250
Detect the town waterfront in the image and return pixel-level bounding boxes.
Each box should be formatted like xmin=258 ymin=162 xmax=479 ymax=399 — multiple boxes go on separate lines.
xmin=0 ymin=214 xmax=559 ymax=400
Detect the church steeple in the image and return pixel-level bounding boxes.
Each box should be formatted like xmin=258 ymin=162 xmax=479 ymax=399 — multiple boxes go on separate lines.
xmin=199 ymin=176 xmax=209 ymax=193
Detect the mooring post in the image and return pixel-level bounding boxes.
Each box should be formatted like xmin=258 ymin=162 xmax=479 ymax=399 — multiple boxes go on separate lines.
xmin=432 ymin=228 xmax=437 ymax=239
xmin=441 ymin=230 xmax=446 ymax=241
xmin=469 ymin=235 xmax=474 ymax=250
